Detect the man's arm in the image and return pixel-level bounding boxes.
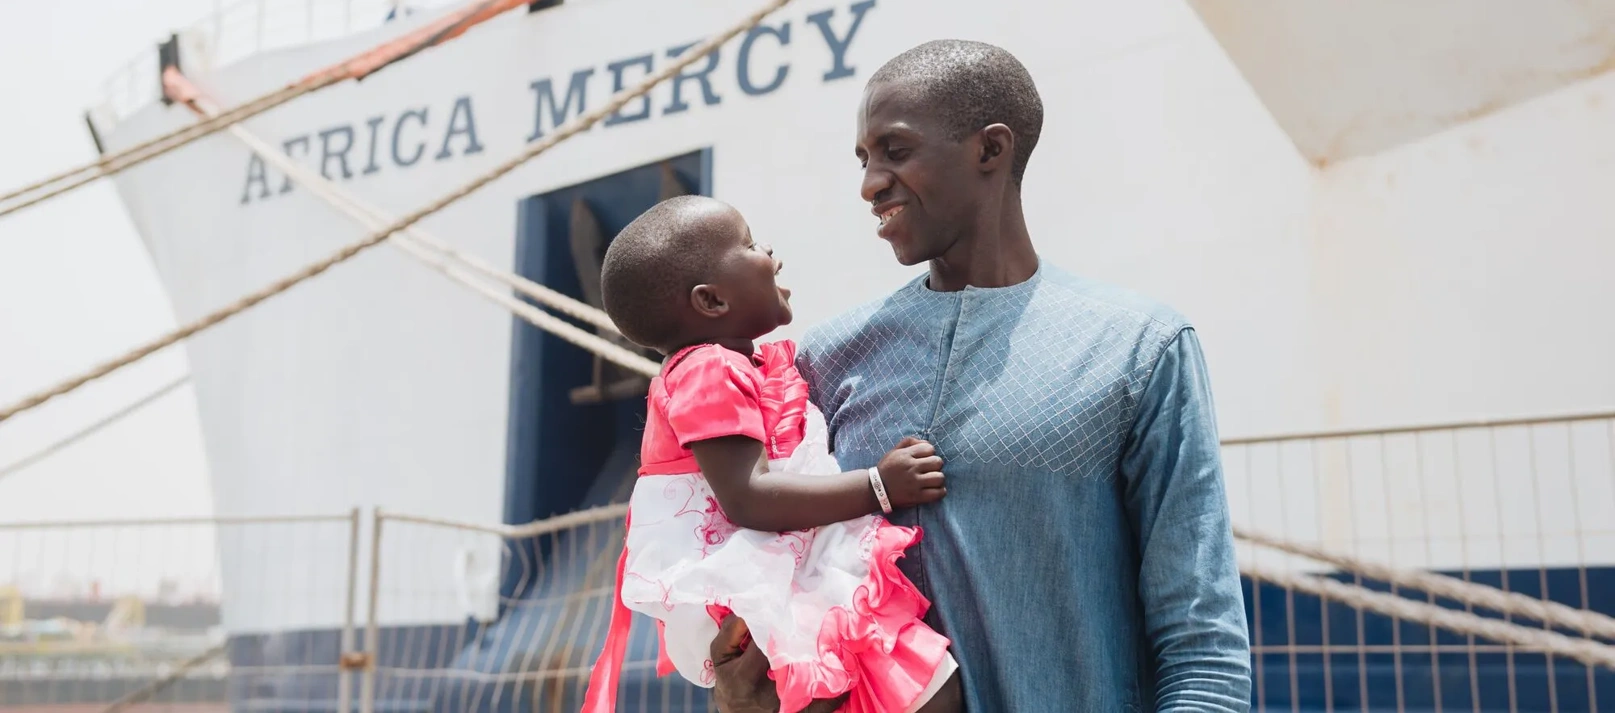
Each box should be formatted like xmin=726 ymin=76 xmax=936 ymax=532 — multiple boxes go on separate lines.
xmin=1120 ymin=327 xmax=1252 ymax=711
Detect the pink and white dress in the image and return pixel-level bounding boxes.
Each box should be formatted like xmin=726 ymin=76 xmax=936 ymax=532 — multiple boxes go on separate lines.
xmin=583 ymin=341 xmax=956 ymax=713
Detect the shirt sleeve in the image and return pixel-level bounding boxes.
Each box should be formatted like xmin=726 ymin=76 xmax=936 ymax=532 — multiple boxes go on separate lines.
xmin=1119 ymin=327 xmax=1253 ymax=712
xmin=664 ymin=346 xmax=767 ymax=448
xmin=795 ymin=336 xmax=839 ymax=455
xmin=794 ymin=338 xmax=823 ymax=415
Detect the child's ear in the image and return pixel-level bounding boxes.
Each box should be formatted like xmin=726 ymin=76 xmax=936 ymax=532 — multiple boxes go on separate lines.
xmin=690 ymin=284 xmax=729 ymax=318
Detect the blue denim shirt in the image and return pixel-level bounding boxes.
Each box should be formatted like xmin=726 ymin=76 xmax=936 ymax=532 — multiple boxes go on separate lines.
xmin=798 ymin=263 xmax=1251 ymax=712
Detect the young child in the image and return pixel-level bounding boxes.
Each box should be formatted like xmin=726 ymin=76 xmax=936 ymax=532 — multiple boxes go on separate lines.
xmin=582 ymin=196 xmax=958 ymax=713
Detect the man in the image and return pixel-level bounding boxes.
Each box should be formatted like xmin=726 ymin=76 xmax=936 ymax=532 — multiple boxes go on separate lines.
xmin=711 ymin=40 xmax=1251 ymax=711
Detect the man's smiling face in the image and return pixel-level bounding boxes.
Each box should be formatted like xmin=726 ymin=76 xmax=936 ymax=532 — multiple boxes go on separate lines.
xmin=854 ymin=78 xmax=984 ymax=267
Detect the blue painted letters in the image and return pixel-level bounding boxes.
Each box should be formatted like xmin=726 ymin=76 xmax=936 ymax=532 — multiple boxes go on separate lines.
xmin=737 ymin=22 xmax=791 ymax=96
xmin=239 ymin=1 xmax=875 ymax=206
xmin=528 ymin=70 xmax=593 ymax=141
xmin=807 ymin=0 xmax=875 ymax=81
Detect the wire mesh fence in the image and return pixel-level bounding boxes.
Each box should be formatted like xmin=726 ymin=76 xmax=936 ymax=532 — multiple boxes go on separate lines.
xmin=361 ymin=506 xmax=714 ymax=713
xmin=1227 ymin=413 xmax=1615 ymax=712
xmin=0 ymin=512 xmax=359 ymax=713
xmin=5 ymin=414 xmax=1612 ymax=712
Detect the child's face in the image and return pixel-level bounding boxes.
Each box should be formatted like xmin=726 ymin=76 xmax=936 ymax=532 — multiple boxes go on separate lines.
xmin=706 ymin=209 xmax=793 ymax=338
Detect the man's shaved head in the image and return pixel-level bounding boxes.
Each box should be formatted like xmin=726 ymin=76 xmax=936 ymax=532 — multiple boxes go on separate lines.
xmin=869 ymin=39 xmax=1044 ymax=184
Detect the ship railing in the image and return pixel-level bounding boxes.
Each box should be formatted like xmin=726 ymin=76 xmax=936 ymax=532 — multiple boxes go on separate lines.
xmin=93 ymin=0 xmax=465 ymax=127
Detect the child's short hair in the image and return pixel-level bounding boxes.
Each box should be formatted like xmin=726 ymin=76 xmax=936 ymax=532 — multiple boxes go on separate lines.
xmin=601 ymin=196 xmax=732 ymax=352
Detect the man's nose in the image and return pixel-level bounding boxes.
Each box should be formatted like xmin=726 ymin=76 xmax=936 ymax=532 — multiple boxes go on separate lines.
xmin=861 ymin=168 xmax=893 ymax=204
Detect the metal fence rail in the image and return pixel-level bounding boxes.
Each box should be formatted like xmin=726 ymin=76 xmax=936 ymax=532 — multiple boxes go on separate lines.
xmin=3 ymin=412 xmax=1611 ymax=712
xmin=0 ymin=511 xmax=360 ymax=713
xmin=361 ymin=504 xmax=712 ymax=713
xmin=1226 ymin=413 xmax=1615 ymax=712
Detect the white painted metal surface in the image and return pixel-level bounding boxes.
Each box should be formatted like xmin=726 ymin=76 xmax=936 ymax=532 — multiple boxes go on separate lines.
xmin=89 ymin=0 xmax=1615 ymax=637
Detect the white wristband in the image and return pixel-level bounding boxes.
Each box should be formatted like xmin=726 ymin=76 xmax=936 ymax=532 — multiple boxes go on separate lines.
xmin=867 ymin=466 xmax=893 ymax=514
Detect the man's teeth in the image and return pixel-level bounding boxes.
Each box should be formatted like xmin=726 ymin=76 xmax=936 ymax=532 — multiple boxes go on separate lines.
xmin=879 ymin=206 xmax=904 ymax=225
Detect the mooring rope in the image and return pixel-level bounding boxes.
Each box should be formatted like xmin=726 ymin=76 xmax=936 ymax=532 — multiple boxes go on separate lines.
xmin=1243 ymin=561 xmax=1615 ymax=671
xmin=32 ymin=2 xmax=1613 ymax=676
xmin=0 ymin=0 xmax=527 ymax=221
xmin=0 ymin=0 xmax=791 ymax=424
xmin=0 ymin=375 xmax=191 ymax=483
xmin=100 ymin=642 xmax=228 ymax=713
xmin=1237 ymin=525 xmax=1615 ymax=642
xmin=167 ymin=69 xmax=629 ymax=342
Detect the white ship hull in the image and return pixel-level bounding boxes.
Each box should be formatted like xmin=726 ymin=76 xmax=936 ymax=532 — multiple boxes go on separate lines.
xmin=88 ymin=0 xmax=1615 ymax=710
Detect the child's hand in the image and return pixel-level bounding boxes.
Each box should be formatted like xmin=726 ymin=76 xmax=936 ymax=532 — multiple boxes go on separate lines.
xmin=876 ymin=436 xmax=947 ymax=508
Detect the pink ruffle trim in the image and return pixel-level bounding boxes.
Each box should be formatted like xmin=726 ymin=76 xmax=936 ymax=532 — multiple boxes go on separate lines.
xmin=769 ymin=522 xmax=951 ymax=713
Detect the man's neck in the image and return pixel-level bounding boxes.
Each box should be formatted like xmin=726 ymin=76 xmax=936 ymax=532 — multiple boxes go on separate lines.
xmin=926 ymin=192 xmax=1038 ymax=293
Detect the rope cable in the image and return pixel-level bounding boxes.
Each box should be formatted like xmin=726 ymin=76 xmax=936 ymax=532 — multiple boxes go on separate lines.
xmin=1237 ymin=525 xmax=1615 ymax=642
xmin=0 ymin=0 xmax=793 ymax=424
xmin=0 ymin=375 xmax=191 ymax=483
xmin=169 ymin=71 xmax=622 ymax=338
xmin=1243 ymin=562 xmax=1615 ymax=671
xmin=11 ymin=7 xmax=1612 ymax=678
xmin=198 ymin=94 xmax=653 ymax=375
xmin=0 ymin=0 xmax=525 ymax=221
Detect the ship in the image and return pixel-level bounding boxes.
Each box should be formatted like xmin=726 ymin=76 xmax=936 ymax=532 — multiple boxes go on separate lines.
xmin=30 ymin=0 xmax=1615 ymax=710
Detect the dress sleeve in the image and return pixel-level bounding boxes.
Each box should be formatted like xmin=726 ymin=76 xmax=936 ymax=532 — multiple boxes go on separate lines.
xmin=663 ymin=346 xmax=767 ymax=447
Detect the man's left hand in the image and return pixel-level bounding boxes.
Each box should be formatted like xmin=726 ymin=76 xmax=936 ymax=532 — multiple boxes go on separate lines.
xmin=710 ymin=615 xmax=848 ymax=713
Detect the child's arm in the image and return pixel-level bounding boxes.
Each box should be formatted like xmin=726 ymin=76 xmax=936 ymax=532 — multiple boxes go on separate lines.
xmin=691 ymin=435 xmax=945 ymax=532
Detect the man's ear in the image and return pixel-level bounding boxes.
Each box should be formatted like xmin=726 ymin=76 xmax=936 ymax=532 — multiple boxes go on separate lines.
xmin=978 ymin=123 xmax=1015 ymax=177
xmin=690 ymin=284 xmax=729 ymax=318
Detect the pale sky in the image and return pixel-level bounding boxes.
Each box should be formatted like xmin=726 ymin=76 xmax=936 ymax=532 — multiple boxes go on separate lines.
xmin=0 ymin=1 xmax=463 ymax=528
xmin=0 ymin=0 xmax=430 ymax=600
xmin=0 ymin=0 xmax=231 ymax=525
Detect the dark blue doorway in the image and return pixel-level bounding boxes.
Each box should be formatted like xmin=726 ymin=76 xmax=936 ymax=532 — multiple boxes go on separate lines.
xmin=503 ymin=149 xmax=710 ymax=526
xmin=291 ymin=153 xmax=717 ymax=713
xmin=422 ymin=150 xmax=717 ymax=713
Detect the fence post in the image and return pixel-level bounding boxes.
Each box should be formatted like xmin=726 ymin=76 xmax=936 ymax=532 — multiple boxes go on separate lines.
xmin=359 ymin=508 xmax=385 ymax=713
xmin=337 ymin=506 xmax=361 ymax=713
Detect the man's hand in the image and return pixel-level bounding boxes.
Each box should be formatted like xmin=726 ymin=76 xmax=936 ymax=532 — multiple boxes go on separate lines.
xmin=710 ymin=615 xmax=848 ymax=713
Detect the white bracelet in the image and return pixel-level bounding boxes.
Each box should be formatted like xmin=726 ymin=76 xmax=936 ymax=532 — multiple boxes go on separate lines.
xmin=867 ymin=466 xmax=893 ymax=514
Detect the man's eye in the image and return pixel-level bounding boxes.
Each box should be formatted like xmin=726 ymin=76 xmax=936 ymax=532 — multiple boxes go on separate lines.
xmin=887 ymin=148 xmax=909 ymax=161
